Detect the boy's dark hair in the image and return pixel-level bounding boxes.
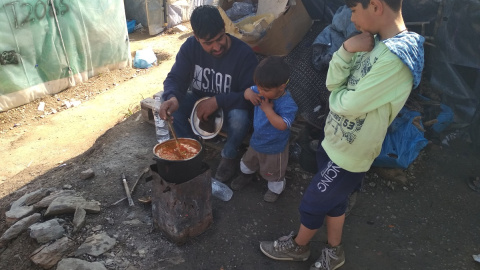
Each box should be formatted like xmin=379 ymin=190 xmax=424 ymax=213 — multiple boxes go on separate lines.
xmin=190 ymin=5 xmax=225 ymax=40
xmin=254 ymin=56 xmax=290 ymax=89
xmin=345 ymin=0 xmax=402 ymax=12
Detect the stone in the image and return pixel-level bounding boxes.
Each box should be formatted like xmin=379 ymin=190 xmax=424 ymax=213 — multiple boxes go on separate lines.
xmin=30 ymin=237 xmax=76 ymax=269
xmin=5 ymin=205 xmax=36 ymax=225
xmin=74 ymin=232 xmax=116 ymax=257
xmin=44 ymin=196 xmax=101 ymax=216
xmin=6 ymin=189 xmax=52 ymax=224
xmin=29 ymin=218 xmax=65 ymax=244
xmin=24 ymin=188 xmax=53 ymax=206
xmin=91 ymin=225 xmax=103 ymax=232
xmin=33 ymin=190 xmax=76 ymax=209
xmin=57 ymin=258 xmax=107 ymax=270
xmin=72 ymin=207 xmax=86 ymax=233
xmin=122 ymin=219 xmax=143 ymax=226
xmin=0 ymin=213 xmax=41 ymax=245
xmin=80 ymin=168 xmax=95 ymax=180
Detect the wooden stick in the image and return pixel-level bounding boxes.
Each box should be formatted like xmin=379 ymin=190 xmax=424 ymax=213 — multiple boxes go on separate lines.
xmin=122 ymin=173 xmax=134 ymax=206
xmin=110 ymin=167 xmax=149 ymax=206
xmin=131 ymin=167 xmax=149 ymax=194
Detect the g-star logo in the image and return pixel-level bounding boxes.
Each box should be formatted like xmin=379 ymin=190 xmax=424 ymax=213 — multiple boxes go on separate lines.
xmin=193 ymin=65 xmax=232 ymax=94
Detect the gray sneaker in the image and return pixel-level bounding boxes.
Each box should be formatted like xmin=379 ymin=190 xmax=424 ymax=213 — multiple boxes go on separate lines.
xmin=260 ymin=232 xmax=310 ymax=261
xmin=263 ymin=190 xmax=280 ymax=203
xmin=310 ymin=244 xmax=345 ymax=270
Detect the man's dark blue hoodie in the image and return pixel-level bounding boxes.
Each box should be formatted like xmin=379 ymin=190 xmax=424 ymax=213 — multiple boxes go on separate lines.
xmin=162 ymin=34 xmax=258 ymax=111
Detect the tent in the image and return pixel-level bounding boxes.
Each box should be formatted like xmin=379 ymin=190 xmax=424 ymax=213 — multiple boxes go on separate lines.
xmin=0 ymin=0 xmax=131 ymax=111
xmin=123 ymin=0 xmax=213 ymax=36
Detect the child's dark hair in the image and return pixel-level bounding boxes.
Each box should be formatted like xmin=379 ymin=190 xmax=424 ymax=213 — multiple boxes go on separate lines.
xmin=254 ymin=56 xmax=290 ymax=89
xmin=190 ymin=5 xmax=225 ymax=40
xmin=345 ymin=0 xmax=402 ymax=12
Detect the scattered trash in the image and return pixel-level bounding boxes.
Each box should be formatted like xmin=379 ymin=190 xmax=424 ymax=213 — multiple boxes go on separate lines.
xmin=211 ymin=178 xmax=233 ymax=201
xmin=37 ymin=102 xmax=45 ymax=111
xmin=225 ymin=2 xmax=256 ymax=22
xmin=71 ymin=99 xmax=81 ymax=107
xmin=473 ymin=254 xmax=480 ymax=263
xmin=441 ymin=130 xmax=464 ymax=146
xmin=127 ymin=19 xmax=136 ymax=33
xmin=169 ymin=25 xmax=188 ymax=34
xmin=134 ymin=23 xmax=143 ymax=31
xmin=133 ymin=47 xmax=157 ymax=69
xmin=173 ymin=24 xmax=188 ymax=32
xmin=138 ymin=196 xmax=151 ymax=204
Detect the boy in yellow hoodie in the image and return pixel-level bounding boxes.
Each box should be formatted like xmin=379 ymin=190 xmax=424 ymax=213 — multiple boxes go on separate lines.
xmin=259 ymin=0 xmax=424 ymax=269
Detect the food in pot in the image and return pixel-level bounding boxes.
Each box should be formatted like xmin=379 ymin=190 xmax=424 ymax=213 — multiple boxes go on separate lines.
xmin=154 ymin=139 xmax=200 ymax=161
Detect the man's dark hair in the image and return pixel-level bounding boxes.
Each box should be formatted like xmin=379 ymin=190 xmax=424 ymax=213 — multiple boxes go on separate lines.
xmin=190 ymin=5 xmax=225 ymax=40
xmin=345 ymin=0 xmax=402 ymax=12
xmin=254 ymin=56 xmax=290 ymax=89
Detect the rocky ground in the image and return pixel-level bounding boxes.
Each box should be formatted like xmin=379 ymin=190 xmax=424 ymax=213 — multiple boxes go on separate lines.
xmin=1 ymin=23 xmax=480 ymax=270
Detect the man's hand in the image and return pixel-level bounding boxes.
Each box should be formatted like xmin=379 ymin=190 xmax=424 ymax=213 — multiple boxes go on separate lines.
xmin=343 ymin=32 xmax=374 ymax=53
xmin=196 ymin=97 xmax=218 ymax=121
xmin=244 ymin=88 xmax=262 ymax=106
xmin=159 ymin=97 xmax=179 ymax=120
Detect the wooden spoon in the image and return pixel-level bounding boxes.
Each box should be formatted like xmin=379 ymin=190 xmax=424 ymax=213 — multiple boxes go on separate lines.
xmin=166 ymin=116 xmax=185 ymax=159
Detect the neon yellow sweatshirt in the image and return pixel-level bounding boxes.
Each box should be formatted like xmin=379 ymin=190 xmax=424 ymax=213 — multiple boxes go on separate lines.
xmin=322 ymin=39 xmax=413 ymax=173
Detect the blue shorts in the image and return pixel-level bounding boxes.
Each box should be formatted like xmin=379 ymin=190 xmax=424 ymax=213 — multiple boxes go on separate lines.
xmin=299 ymin=145 xmax=365 ymax=230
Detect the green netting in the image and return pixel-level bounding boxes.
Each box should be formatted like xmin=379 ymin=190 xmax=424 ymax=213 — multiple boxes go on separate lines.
xmin=0 ymin=0 xmax=130 ymax=110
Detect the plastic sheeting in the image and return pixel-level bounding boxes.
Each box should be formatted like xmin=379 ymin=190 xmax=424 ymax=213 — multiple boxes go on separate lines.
xmin=429 ymin=0 xmax=480 ymax=127
xmin=0 ymin=0 xmax=131 ymax=111
xmin=311 ymin=6 xmax=359 ymax=71
xmin=167 ymin=0 xmax=206 ymax=29
xmin=306 ymin=0 xmax=480 ymax=134
xmin=372 ymin=107 xmax=429 ymax=169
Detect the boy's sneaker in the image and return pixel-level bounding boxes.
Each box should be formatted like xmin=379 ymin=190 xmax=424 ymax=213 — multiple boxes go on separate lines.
xmin=310 ymin=244 xmax=345 ymax=270
xmin=231 ymin=172 xmax=254 ymax=190
xmin=263 ymin=190 xmax=280 ymax=203
xmin=259 ymin=232 xmax=310 ymax=261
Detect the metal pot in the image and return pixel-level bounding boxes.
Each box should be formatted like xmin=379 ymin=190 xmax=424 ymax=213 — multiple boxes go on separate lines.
xmin=152 ymin=138 xmax=204 ymax=184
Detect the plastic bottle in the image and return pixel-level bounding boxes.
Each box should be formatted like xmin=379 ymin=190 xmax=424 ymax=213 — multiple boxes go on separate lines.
xmin=153 ymin=96 xmax=170 ymax=143
xmin=211 ymin=178 xmax=233 ymax=201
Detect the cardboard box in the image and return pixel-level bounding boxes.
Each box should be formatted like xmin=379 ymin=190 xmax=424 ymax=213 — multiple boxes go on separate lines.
xmin=218 ymin=0 xmax=312 ymax=56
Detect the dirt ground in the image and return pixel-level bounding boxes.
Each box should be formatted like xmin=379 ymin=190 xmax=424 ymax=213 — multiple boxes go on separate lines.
xmin=1 ymin=23 xmax=480 ymax=270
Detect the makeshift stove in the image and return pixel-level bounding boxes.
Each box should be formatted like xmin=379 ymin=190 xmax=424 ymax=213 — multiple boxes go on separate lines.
xmin=150 ymin=139 xmax=213 ymax=245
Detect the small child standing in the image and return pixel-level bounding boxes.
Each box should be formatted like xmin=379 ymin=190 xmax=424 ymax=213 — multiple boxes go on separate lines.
xmin=230 ymin=56 xmax=298 ymax=203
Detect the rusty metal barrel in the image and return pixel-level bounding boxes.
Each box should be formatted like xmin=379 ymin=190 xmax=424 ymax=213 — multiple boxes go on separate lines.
xmin=150 ymin=164 xmax=213 ymax=245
